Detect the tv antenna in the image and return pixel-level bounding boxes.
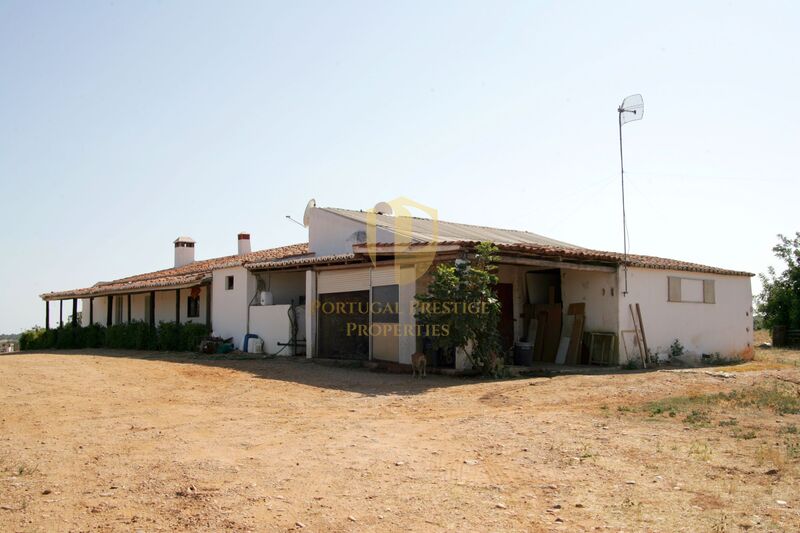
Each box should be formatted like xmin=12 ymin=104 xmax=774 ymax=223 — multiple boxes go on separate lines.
xmin=285 ymin=215 xmax=305 ymax=228
xmin=617 ymin=94 xmax=644 ymax=296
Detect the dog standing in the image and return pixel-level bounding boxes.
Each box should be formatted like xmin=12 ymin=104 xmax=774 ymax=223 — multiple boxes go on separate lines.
xmin=411 ymin=351 xmax=427 ymax=378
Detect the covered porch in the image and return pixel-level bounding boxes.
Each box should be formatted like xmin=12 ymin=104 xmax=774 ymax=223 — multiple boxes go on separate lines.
xmin=41 ymin=277 xmax=212 ymax=331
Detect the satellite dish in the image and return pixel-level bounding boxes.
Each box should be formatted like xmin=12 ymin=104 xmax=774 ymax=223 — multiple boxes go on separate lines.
xmin=618 ymin=94 xmax=644 ymax=125
xmin=302 ymin=198 xmax=316 ymax=227
xmin=373 ymin=201 xmax=393 ymax=215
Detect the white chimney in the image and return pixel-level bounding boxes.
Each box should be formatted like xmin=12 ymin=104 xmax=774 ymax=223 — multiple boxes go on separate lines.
xmin=238 ymin=232 xmax=251 ymax=255
xmin=174 ymin=236 xmax=195 ymax=267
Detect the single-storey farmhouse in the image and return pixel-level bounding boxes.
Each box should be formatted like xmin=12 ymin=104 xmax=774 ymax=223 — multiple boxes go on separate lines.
xmin=41 ymin=200 xmax=754 ymax=368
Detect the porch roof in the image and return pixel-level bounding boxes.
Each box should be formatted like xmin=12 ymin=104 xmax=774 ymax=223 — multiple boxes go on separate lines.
xmin=40 ymin=243 xmax=309 ymax=301
xmin=244 ymin=252 xmax=364 ymax=271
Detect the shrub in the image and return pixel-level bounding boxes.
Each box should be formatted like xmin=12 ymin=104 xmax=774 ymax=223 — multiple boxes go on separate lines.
xmin=17 ymin=321 xmax=208 ymax=353
xmin=669 ymin=339 xmax=685 ymax=358
xmin=757 ymin=233 xmax=800 ymax=330
xmin=415 ymin=242 xmax=502 ymax=375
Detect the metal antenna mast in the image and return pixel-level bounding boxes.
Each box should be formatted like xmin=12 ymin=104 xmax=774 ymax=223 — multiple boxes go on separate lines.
xmin=617 ymin=94 xmax=644 ymax=296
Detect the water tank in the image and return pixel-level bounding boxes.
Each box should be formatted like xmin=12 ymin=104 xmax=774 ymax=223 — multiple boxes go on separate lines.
xmin=248 ymin=338 xmax=263 ymax=354
xmin=259 ymin=291 xmax=273 ymax=306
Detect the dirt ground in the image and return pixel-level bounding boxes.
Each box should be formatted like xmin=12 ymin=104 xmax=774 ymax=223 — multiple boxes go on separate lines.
xmin=1 ymin=345 xmax=799 ymax=532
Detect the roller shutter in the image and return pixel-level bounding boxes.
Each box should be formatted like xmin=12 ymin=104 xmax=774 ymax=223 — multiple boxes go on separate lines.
xmin=318 ymin=269 xmax=369 ymax=294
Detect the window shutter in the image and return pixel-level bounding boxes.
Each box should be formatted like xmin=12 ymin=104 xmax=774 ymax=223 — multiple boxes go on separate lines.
xmin=318 ymin=269 xmax=370 ymax=294
xmin=668 ymin=276 xmax=681 ymax=302
xmin=703 ymin=279 xmax=715 ymax=304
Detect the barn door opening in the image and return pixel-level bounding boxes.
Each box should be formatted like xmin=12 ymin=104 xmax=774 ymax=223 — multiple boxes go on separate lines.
xmin=317 ymin=291 xmax=369 ymax=360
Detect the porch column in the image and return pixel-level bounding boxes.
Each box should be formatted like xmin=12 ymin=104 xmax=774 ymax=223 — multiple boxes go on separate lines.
xmin=127 ymin=294 xmax=131 ymax=324
xmin=149 ymin=290 xmax=156 ymax=328
xmin=175 ymin=289 xmax=180 ymax=324
xmin=205 ymin=285 xmax=212 ymax=331
xmin=89 ymin=297 xmax=94 ymax=325
xmin=106 ymin=295 xmax=112 ymax=326
xmin=59 ymin=300 xmax=63 ymax=328
xmin=72 ymin=298 xmax=78 ymax=327
xmin=45 ymin=301 xmax=50 ymax=330
xmin=305 ymin=270 xmax=316 ymax=359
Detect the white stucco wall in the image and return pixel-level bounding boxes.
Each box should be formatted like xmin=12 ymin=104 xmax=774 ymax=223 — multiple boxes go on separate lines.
xmin=81 ymin=288 xmax=208 ymax=327
xmin=561 ymin=269 xmax=619 ymax=333
xmin=250 ymin=304 xmax=295 ymax=355
xmin=81 ymin=297 xmax=112 ymax=326
xmin=307 ymin=207 xmax=396 ymax=256
xmin=619 ymin=267 xmax=753 ymax=362
xmin=80 ymin=298 xmax=91 ymax=326
xmin=212 ymin=266 xmax=256 ymax=348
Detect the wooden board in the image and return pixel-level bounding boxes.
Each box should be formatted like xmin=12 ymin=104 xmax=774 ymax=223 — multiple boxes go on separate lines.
xmin=566 ymin=314 xmax=585 ymax=365
xmin=533 ymin=303 xmax=562 ymax=362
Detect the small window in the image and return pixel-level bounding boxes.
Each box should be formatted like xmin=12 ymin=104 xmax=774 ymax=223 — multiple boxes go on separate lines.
xmin=668 ymin=276 xmax=715 ymax=303
xmin=187 ymin=296 xmax=200 ymax=318
xmin=225 ymin=276 xmax=235 ymax=290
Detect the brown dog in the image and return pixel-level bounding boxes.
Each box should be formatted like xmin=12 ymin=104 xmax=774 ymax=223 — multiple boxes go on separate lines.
xmin=411 ymin=351 xmax=427 ymax=378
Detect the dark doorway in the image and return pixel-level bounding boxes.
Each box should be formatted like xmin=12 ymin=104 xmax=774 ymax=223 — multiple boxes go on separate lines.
xmin=496 ymin=283 xmax=515 ymax=353
xmin=317 ymin=291 xmax=369 ymax=360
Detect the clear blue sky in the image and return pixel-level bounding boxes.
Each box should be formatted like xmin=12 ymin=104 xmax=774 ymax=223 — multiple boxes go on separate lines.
xmin=1 ymin=1 xmax=798 ymax=333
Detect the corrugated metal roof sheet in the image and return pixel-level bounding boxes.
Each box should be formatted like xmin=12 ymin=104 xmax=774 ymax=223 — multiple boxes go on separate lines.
xmin=321 ymin=207 xmax=579 ymax=248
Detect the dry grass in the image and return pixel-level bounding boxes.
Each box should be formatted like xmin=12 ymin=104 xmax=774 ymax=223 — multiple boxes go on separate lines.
xmin=1 ymin=350 xmax=799 ymax=532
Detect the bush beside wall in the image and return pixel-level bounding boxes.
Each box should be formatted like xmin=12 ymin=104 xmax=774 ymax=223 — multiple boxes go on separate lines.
xmin=19 ymin=321 xmax=209 ymax=352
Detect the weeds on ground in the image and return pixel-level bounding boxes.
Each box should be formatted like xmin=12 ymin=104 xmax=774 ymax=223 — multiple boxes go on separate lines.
xmin=756 ymin=445 xmax=785 ymax=470
xmin=785 ymin=438 xmax=800 ymax=459
xmin=730 ymin=428 xmax=757 ymax=440
xmin=624 ymin=359 xmax=639 ymax=370
xmin=684 ymin=410 xmax=712 ymax=427
xmin=638 ymin=381 xmax=800 ymax=421
xmin=710 ymin=512 xmax=731 ymax=533
xmin=1 ymin=460 xmax=38 ymax=476
xmin=689 ymin=441 xmax=713 ymax=461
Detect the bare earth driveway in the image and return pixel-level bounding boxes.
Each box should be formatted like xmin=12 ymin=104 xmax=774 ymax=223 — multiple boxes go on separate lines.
xmin=1 ymin=348 xmax=799 ymax=532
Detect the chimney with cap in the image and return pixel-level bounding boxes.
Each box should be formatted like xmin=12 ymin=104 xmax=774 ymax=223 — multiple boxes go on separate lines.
xmin=238 ymin=233 xmax=251 ymax=255
xmin=174 ymin=236 xmax=195 ymax=267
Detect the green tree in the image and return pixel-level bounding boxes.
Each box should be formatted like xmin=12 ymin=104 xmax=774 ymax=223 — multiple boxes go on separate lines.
xmin=415 ymin=242 xmax=502 ymax=375
xmin=757 ymin=232 xmax=800 ymax=329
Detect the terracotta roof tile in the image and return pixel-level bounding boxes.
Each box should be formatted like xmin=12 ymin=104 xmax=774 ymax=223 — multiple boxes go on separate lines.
xmin=41 ymin=243 xmax=309 ymax=300
xmin=245 ymin=253 xmax=362 ymax=270
xmin=362 ymin=241 xmax=753 ymax=277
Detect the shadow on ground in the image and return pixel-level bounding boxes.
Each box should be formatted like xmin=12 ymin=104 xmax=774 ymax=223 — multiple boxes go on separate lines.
xmin=5 ymin=348 xmax=713 ymax=396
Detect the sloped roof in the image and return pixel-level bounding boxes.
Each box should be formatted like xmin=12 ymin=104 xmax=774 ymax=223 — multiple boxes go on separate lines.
xmin=41 ymin=243 xmax=309 ymax=300
xmin=246 ymin=253 xmax=362 ymax=271
xmin=493 ymin=242 xmax=753 ymax=276
xmin=321 ymin=207 xmax=579 ymax=248
xmin=359 ymin=241 xmax=753 ymax=277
